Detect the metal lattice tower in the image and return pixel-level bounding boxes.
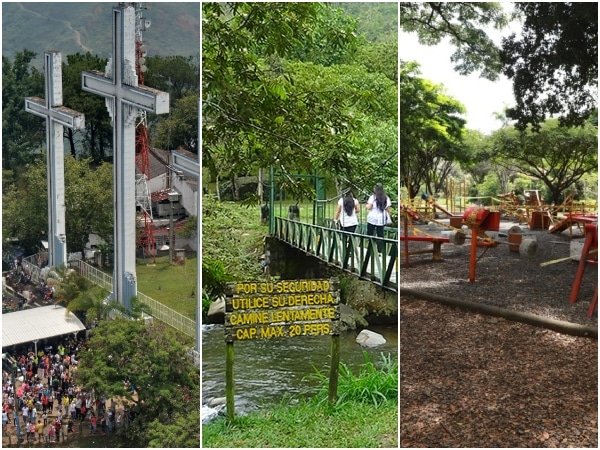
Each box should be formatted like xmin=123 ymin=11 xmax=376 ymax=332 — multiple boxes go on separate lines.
xmin=131 ymin=2 xmax=156 ymax=260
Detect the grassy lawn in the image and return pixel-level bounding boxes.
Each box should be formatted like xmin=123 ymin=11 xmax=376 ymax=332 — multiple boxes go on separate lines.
xmin=135 ymin=255 xmax=198 ymax=319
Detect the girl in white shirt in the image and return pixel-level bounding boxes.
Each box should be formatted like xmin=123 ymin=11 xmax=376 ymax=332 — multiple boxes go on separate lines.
xmin=366 ymin=183 xmax=391 ymax=253
xmin=334 ymin=191 xmax=360 ymax=232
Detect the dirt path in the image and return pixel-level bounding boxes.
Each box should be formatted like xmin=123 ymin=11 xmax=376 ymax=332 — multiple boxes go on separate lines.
xmin=400 ymin=297 xmax=598 ymax=448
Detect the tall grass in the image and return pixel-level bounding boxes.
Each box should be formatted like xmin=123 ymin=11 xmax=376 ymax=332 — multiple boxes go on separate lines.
xmin=202 ymin=351 xmax=398 ymax=448
xmin=308 ymin=351 xmax=398 ymax=407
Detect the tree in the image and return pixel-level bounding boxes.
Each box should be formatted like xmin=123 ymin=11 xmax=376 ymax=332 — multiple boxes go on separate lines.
xmin=76 ymin=318 xmax=199 ymax=446
xmin=202 ymin=2 xmax=363 ymax=199
xmin=400 ymin=61 xmax=466 ymax=199
xmin=2 ymin=50 xmax=45 ymax=172
xmin=152 ymin=93 xmax=199 ymax=152
xmin=500 ymin=3 xmax=598 ymax=130
xmin=143 ymin=55 xmax=200 ymax=107
xmin=2 ymin=156 xmax=113 ymax=255
xmin=62 ymin=52 xmax=113 ymax=162
xmin=492 ymin=120 xmax=598 ymax=204
xmin=400 ymin=2 xmax=508 ymax=80
xmin=51 ymin=264 xmax=92 ymax=307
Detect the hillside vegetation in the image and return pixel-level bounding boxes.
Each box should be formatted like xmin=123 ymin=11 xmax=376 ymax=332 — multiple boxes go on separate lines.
xmin=2 ymin=2 xmax=199 ymax=67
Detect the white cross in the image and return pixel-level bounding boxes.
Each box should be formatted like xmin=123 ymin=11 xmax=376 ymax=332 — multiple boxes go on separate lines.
xmin=25 ymin=51 xmax=85 ymax=269
xmin=81 ymin=5 xmax=169 ymax=309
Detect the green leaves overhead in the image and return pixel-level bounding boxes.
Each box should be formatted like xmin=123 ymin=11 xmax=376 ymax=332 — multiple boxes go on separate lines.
xmin=400 ymin=61 xmax=466 ymax=198
xmin=500 ymin=2 xmax=598 ymax=130
xmin=400 ymin=2 xmax=508 ymax=80
xmin=202 ymin=2 xmax=397 ymax=200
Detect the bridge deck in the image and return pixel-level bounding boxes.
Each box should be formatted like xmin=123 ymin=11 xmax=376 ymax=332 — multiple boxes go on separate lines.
xmin=272 ymin=217 xmax=398 ymax=293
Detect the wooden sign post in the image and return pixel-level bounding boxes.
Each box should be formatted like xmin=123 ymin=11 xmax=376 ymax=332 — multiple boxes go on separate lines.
xmin=224 ymin=278 xmax=341 ymax=420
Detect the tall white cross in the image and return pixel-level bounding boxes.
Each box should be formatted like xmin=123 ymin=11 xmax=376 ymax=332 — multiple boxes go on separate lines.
xmin=25 ymin=51 xmax=85 ymax=270
xmin=81 ymin=5 xmax=169 ymax=310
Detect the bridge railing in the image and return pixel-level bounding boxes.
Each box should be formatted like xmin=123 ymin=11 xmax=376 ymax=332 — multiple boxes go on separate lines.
xmin=273 ymin=217 xmax=398 ymax=292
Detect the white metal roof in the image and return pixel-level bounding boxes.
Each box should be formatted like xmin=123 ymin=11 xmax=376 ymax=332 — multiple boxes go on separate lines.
xmin=2 ymin=305 xmax=86 ymax=348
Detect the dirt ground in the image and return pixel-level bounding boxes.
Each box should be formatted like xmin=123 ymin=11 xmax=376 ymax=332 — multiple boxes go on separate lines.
xmin=400 ymin=298 xmax=597 ymax=448
xmin=400 ymin=219 xmax=598 ymax=448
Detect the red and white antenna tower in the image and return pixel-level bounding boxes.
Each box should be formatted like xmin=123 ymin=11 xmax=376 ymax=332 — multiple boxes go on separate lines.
xmin=132 ymin=2 xmax=156 ymax=262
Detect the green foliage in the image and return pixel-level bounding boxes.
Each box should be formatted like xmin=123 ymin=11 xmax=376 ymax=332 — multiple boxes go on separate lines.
xmin=52 ymin=264 xmax=92 ymax=306
xmin=492 ymin=121 xmax=598 ymax=204
xmin=400 ymin=2 xmax=508 ymax=80
xmin=2 ymin=49 xmax=45 ymax=172
xmin=153 ymin=93 xmax=199 ymax=152
xmin=338 ymin=2 xmax=398 ymax=44
xmin=308 ymin=351 xmax=398 ymax=407
xmin=400 ymin=61 xmax=466 ymax=199
xmin=144 ymin=55 xmax=200 ymax=106
xmin=146 ymin=407 xmax=200 ymax=448
xmin=201 ymin=194 xmax=265 ymax=285
xmin=202 ymin=2 xmax=396 ymax=201
xmin=2 ymin=156 xmax=113 ymax=254
xmin=476 ymin=173 xmax=500 ymax=205
xmin=62 ymin=52 xmax=112 ymax=163
xmin=202 ymin=258 xmax=232 ymax=299
xmin=501 ymin=3 xmax=598 ymax=130
xmin=77 ymin=318 xmax=199 ymax=447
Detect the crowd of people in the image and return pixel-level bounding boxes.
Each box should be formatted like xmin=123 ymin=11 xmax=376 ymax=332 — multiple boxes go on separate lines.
xmin=2 ymin=339 xmax=122 ymax=444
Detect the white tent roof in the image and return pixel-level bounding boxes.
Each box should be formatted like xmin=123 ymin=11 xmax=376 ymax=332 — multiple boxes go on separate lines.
xmin=2 ymin=305 xmax=86 ymax=348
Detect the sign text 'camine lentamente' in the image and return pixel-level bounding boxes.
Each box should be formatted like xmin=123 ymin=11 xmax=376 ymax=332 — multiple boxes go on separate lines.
xmin=224 ymin=278 xmax=340 ymax=342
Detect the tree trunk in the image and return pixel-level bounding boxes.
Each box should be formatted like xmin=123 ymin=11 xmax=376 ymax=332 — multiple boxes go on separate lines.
xmin=67 ymin=128 xmax=76 ymax=158
xmin=402 ymin=288 xmax=597 ymax=338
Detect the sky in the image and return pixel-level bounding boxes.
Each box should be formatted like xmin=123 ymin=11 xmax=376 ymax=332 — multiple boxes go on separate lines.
xmin=399 ymin=32 xmax=514 ymax=134
xmin=399 ymin=7 xmax=522 ymax=135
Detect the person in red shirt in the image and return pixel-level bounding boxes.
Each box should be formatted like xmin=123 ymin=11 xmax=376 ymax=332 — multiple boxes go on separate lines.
xmin=54 ymin=419 xmax=61 ymax=438
xmin=41 ymin=394 xmax=49 ymax=413
xmin=90 ymin=414 xmax=97 ymax=433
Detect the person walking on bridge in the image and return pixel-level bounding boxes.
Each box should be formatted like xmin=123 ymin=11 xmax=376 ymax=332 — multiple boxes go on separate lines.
xmin=366 ymin=183 xmax=392 ymax=254
xmin=334 ymin=190 xmax=360 ymax=232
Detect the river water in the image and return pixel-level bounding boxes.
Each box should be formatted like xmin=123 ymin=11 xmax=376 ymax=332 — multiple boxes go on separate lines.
xmin=201 ymin=324 xmax=398 ymax=416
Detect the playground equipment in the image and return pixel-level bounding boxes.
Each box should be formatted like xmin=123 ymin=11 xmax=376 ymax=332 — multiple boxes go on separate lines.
xmin=400 ymin=202 xmax=538 ymax=281
xmin=539 ymin=221 xmax=597 ymax=317
xmin=462 ymin=206 xmax=501 ymax=282
xmin=568 ymin=223 xmax=598 ymax=317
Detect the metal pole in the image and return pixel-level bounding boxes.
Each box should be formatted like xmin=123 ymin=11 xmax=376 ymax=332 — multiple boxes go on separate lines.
xmin=169 ymin=199 xmax=174 ymax=263
xmin=269 ymin=166 xmax=275 ymax=235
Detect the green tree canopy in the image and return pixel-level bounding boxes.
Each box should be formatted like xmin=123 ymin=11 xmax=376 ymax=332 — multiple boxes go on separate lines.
xmin=400 ymin=61 xmax=466 ymax=199
xmin=76 ymin=318 xmax=199 ymax=447
xmin=143 ymin=55 xmax=200 ymax=106
xmin=2 ymin=49 xmax=44 ymax=172
xmin=2 ymin=156 xmax=113 ymax=255
xmin=500 ymin=2 xmax=598 ymax=130
xmin=492 ymin=120 xmax=598 ymax=204
xmin=62 ymin=52 xmax=112 ymax=162
xmin=203 ymin=2 xmax=397 ymax=200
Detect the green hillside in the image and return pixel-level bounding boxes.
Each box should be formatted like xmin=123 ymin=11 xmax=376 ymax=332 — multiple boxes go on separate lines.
xmin=2 ymin=2 xmax=199 ymax=68
xmin=338 ymin=2 xmax=398 ymax=43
